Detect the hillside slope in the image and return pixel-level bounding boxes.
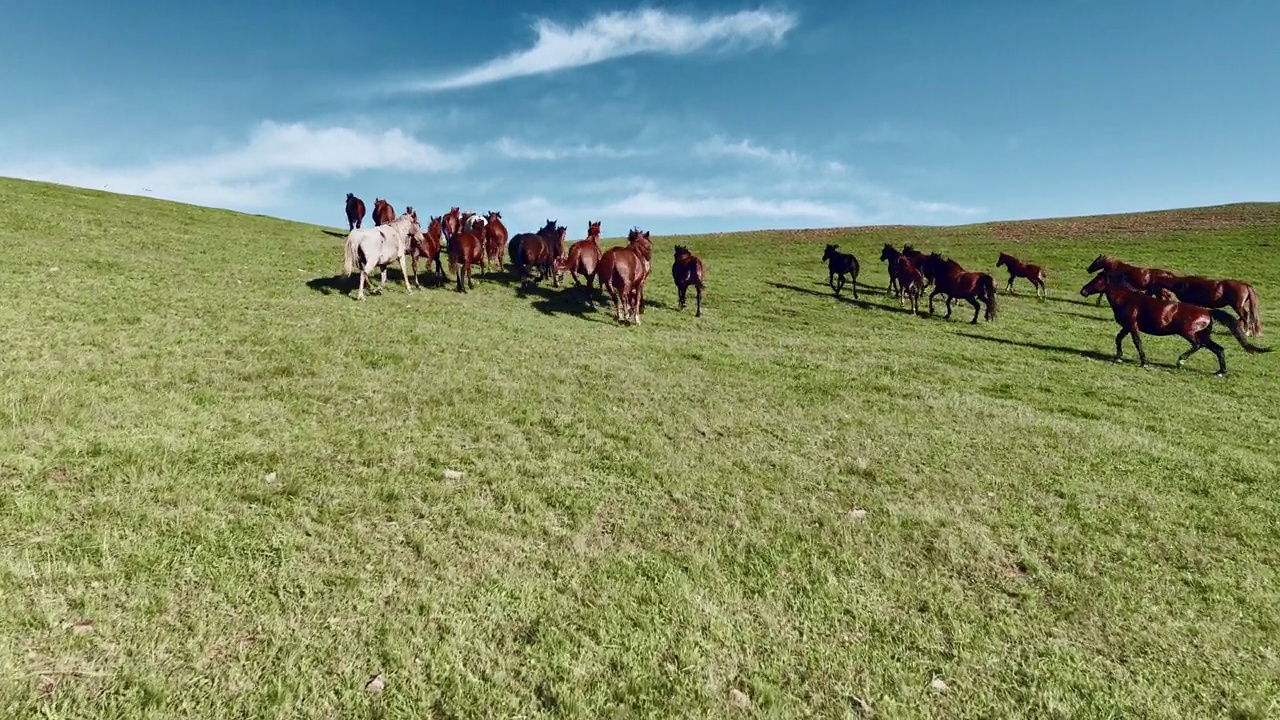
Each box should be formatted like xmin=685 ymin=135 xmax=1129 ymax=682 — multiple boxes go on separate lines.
xmin=2 ymin=176 xmax=1279 ymax=719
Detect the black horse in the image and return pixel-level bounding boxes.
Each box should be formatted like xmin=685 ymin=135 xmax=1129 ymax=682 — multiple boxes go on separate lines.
xmin=822 ymin=244 xmax=860 ymax=298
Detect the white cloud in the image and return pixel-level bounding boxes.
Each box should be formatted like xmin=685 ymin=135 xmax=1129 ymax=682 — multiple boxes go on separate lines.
xmin=0 ymin=121 xmax=466 ymax=209
xmin=913 ymin=201 xmax=983 ymax=216
xmin=399 ymin=8 xmax=798 ymax=92
xmin=491 ymin=136 xmax=647 ymax=161
xmin=692 ymin=135 xmax=847 ymax=174
xmin=601 ymin=191 xmax=853 ymax=221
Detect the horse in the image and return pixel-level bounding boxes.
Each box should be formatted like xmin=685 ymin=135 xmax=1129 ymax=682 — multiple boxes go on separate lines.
xmin=345 ymin=193 xmax=366 ymax=231
xmin=996 ymin=252 xmax=1048 ymax=298
xmin=879 ymin=244 xmax=904 ymax=295
xmin=513 ymin=223 xmax=567 ymax=287
xmin=922 ymin=253 xmax=997 ymax=323
xmin=891 ymin=255 xmax=926 ymax=315
xmin=372 ymin=198 xmax=395 ymax=226
xmin=901 ymin=245 xmax=933 ymax=288
xmin=508 ymin=219 xmax=559 ymax=269
xmin=597 ymin=228 xmax=653 ymax=325
xmin=461 ymin=211 xmax=486 ymax=235
xmin=447 ymin=226 xmax=486 ymax=293
xmin=672 ymin=245 xmax=706 ymax=317
xmin=1085 ymin=255 xmax=1176 ymax=305
xmin=562 ymin=220 xmax=603 ymax=305
xmin=442 ymin=206 xmax=461 ymax=238
xmin=409 ymin=215 xmax=447 ymax=286
xmin=342 ymin=211 xmax=423 ymax=300
xmin=483 ymin=211 xmax=507 ymax=271
xmin=1080 ymin=271 xmax=1271 ymax=376
xmin=821 ymin=244 xmax=860 ymax=298
xmin=1146 ymin=273 xmax=1263 ymax=337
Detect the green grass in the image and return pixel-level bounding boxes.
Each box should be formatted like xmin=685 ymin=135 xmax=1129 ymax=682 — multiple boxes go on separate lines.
xmin=2 ymin=176 xmax=1279 ymax=719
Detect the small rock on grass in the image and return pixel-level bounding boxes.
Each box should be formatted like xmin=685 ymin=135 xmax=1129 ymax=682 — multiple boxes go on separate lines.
xmin=847 ymin=508 xmax=868 ymax=522
xmin=930 ymin=677 xmax=949 ymax=693
xmin=442 ymin=469 xmax=464 ymax=481
xmin=728 ymin=688 xmax=752 ymax=710
xmin=365 ymin=673 xmax=385 ymax=693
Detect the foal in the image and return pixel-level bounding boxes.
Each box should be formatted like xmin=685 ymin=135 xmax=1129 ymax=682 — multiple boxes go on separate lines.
xmin=995 ymin=252 xmax=1047 ymax=298
xmin=672 ymin=245 xmax=706 ymax=317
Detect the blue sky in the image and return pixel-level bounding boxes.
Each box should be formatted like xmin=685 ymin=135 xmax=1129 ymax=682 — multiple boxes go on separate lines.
xmin=2 ymin=0 xmax=1278 ymax=236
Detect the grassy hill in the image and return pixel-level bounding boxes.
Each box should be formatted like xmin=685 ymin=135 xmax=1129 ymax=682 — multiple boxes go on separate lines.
xmin=2 ymin=176 xmax=1278 ymax=719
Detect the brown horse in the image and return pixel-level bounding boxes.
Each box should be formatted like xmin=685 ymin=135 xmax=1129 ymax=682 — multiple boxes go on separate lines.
xmin=598 ymin=228 xmax=653 ymax=325
xmin=508 ymin=219 xmax=558 ymax=268
xmin=345 ymin=192 xmax=366 ymax=230
xmin=409 ymin=215 xmax=447 ymax=286
xmin=513 ymin=223 xmax=567 ymax=286
xmin=1146 ymin=273 xmax=1263 ymax=337
xmin=562 ymin=220 xmax=604 ymax=304
xmin=1085 ymin=255 xmax=1175 ymax=305
xmin=483 ymin=211 xmax=507 ymax=271
xmin=923 ymin=253 xmax=997 ymax=323
xmin=441 ymin=206 xmax=461 ymax=238
xmin=372 ymin=198 xmax=395 ymax=226
xmin=447 ymin=226 xmax=486 ymax=292
xmin=672 ymin=245 xmax=706 ymax=317
xmin=879 ymin=244 xmax=905 ymax=295
xmin=996 ymin=252 xmax=1047 ymax=298
xmin=901 ymin=244 xmax=933 ymax=288
xmin=1080 ymin=271 xmax=1271 ymax=376
xmin=891 ymin=255 xmax=925 ymax=315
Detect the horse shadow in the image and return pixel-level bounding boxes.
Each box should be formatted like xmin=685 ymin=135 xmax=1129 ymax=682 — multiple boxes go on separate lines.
xmin=518 ymin=281 xmax=603 ymax=319
xmin=321 ymin=229 xmax=348 ymax=239
xmin=766 ymin=281 xmax=916 ymax=315
xmin=1054 ymin=310 xmax=1112 ymax=323
xmin=952 ymin=332 xmax=1168 ymax=366
xmin=306 ymin=274 xmax=351 ymax=295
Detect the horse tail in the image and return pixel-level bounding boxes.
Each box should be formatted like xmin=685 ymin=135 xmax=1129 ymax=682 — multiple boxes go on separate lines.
xmin=1242 ymin=283 xmax=1263 ymax=337
xmin=343 ymin=234 xmax=357 ymax=276
xmin=980 ymin=273 xmax=998 ymax=320
xmin=1214 ymin=309 xmax=1272 ymax=354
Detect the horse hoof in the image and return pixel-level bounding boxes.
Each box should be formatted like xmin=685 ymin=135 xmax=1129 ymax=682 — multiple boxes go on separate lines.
xmin=1214 ymin=371 xmax=1226 ymax=378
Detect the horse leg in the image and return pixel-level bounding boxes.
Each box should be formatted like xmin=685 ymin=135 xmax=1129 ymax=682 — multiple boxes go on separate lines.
xmin=1202 ymin=333 xmax=1228 ymax=376
xmin=1177 ymin=336 xmax=1202 ymax=368
xmin=968 ymin=297 xmax=981 ymax=324
xmin=851 ymin=269 xmax=860 ymax=300
xmin=678 ymin=282 xmax=687 ymax=311
xmin=829 ymin=271 xmax=839 ymax=296
xmin=1130 ymin=331 xmax=1149 ymax=368
xmin=357 ymin=269 xmax=367 ymax=300
xmin=468 ymin=259 xmax=476 ymax=289
xmin=695 ymin=283 xmax=703 ymax=317
xmin=399 ymin=255 xmax=413 ymax=294
xmin=944 ymin=295 xmax=954 ymax=319
xmin=1113 ymin=329 xmax=1128 ymax=362
xmin=927 ymin=289 xmax=939 ymax=315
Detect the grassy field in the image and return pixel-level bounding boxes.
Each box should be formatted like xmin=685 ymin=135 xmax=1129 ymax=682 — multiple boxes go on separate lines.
xmin=2 ymin=176 xmax=1279 ymax=719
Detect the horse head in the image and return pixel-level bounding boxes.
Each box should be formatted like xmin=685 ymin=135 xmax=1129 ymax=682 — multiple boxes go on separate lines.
xmin=822 ymin=243 xmax=838 ymax=261
xmin=1086 ymin=254 xmax=1110 ymax=273
xmin=587 ymin=220 xmax=601 ymax=238
xmin=486 ymin=210 xmax=502 ymax=222
xmin=879 ymin=244 xmax=899 ymax=263
xmin=1079 ymin=271 xmax=1109 ymax=298
xmin=674 ymin=245 xmax=691 ymax=260
xmin=996 ymin=252 xmax=1012 ymax=267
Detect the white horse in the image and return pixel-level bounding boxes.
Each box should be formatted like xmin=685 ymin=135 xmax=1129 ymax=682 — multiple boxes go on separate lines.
xmin=461 ymin=210 xmax=486 ymax=234
xmin=343 ymin=212 xmax=424 ymax=300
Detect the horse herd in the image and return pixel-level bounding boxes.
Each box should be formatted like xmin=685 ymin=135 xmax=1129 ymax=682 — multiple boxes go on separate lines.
xmin=341 ymin=192 xmax=1270 ymax=375
xmin=341 ymin=193 xmax=705 ymax=324
xmin=824 ymin=239 xmax=1269 ymax=376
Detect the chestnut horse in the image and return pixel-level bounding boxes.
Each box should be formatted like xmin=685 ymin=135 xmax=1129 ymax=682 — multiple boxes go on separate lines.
xmin=1085 ymin=255 xmax=1175 ymax=305
xmin=563 ymin=220 xmax=603 ymax=304
xmin=883 ymin=248 xmax=925 ymax=314
xmin=996 ymin=252 xmax=1047 ymax=298
xmin=902 ymin=244 xmax=933 ymax=288
xmin=513 ymin=223 xmax=567 ymax=286
xmin=442 ymin=207 xmax=461 ymax=238
xmin=409 ymin=215 xmax=447 ymax=286
xmin=923 ymin=253 xmax=997 ymax=323
xmin=447 ymin=226 xmax=486 ymax=293
xmin=372 ymin=198 xmax=395 ymax=226
xmin=345 ymin=193 xmax=366 ymax=230
xmin=1147 ymin=273 xmax=1263 ymax=337
xmin=821 ymin=244 xmax=860 ymax=298
xmin=598 ymin=228 xmax=653 ymax=325
xmin=1080 ymin=271 xmax=1271 ymax=376
xmin=483 ymin=211 xmax=507 ymax=271
xmin=672 ymin=245 xmax=706 ymax=317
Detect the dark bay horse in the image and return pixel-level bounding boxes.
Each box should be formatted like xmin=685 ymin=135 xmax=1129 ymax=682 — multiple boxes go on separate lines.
xmin=508 ymin=219 xmax=558 ymax=269
xmin=447 ymin=226 xmax=486 ymax=292
xmin=1147 ymin=274 xmax=1263 ymax=337
xmin=513 ymin=223 xmax=567 ymax=286
xmin=345 ymin=193 xmax=366 ymax=230
xmin=484 ymin=211 xmax=507 ymax=271
xmin=879 ymin=244 xmax=904 ymax=295
xmin=1085 ymin=255 xmax=1175 ymax=305
xmin=598 ymin=228 xmax=653 ymax=325
xmin=372 ymin=198 xmax=395 ymax=226
xmin=1080 ymin=271 xmax=1271 ymax=376
xmin=996 ymin=252 xmax=1047 ymax=298
xmin=563 ymin=220 xmax=603 ymax=305
xmin=409 ymin=215 xmax=446 ymax=286
xmin=923 ymin=253 xmax=997 ymax=323
xmin=672 ymin=245 xmax=706 ymax=317
xmin=821 ymin=244 xmax=860 ymax=298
